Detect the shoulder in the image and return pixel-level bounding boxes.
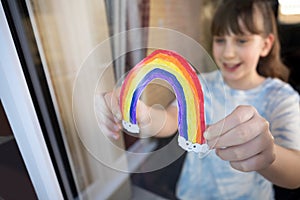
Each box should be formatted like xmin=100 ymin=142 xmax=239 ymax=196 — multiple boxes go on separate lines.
xmin=263 ymin=78 xmax=299 ymax=121
xmin=265 ymin=79 xmax=300 ymax=150
xmin=200 ymin=70 xmax=221 ymax=80
xmin=198 ymin=70 xmax=223 ymax=87
xmin=264 ymin=78 xmax=299 ymax=100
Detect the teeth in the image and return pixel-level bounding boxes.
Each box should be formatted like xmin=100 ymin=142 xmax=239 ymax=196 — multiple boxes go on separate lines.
xmin=224 ymin=63 xmax=239 ymax=68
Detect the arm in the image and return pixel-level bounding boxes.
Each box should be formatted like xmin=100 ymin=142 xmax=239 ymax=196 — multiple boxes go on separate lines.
xmin=136 ymin=100 xmax=178 ymax=138
xmin=204 ymin=105 xmax=300 ymax=189
xmin=96 ymin=91 xmax=178 ymax=140
xmin=259 ymin=145 xmax=300 ymax=189
xmin=261 ymin=91 xmax=300 ymax=188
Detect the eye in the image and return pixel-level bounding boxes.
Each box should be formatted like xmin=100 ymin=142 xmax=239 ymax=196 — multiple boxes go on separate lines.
xmin=237 ymin=39 xmax=247 ymax=44
xmin=213 ymin=37 xmax=225 ymax=44
xmin=236 ymin=35 xmax=251 ymax=45
xmin=186 ymin=142 xmax=189 ymax=146
xmin=193 ymin=145 xmax=196 ymax=148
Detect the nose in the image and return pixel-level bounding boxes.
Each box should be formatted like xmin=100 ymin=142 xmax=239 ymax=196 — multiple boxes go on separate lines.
xmin=223 ymin=42 xmax=236 ymax=59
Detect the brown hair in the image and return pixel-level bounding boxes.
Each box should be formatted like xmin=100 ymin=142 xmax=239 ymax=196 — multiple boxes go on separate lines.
xmin=211 ymin=0 xmax=289 ymax=82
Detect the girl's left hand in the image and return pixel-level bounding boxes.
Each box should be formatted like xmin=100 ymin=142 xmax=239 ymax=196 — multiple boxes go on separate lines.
xmin=204 ymin=105 xmax=276 ymax=172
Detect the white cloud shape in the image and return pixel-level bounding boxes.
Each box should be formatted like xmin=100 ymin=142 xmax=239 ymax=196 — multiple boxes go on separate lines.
xmin=122 ymin=120 xmax=140 ymax=134
xmin=178 ymin=136 xmax=209 ymax=153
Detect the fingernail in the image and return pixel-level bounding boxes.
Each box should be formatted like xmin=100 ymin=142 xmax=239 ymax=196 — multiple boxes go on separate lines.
xmin=112 ymin=134 xmax=119 ymax=140
xmin=115 ymin=112 xmax=122 ymax=121
xmin=204 ymin=131 xmax=209 ymax=139
xmin=114 ymin=124 xmax=120 ymax=131
xmin=114 ymin=116 xmax=120 ymax=123
xmin=118 ymin=123 xmax=122 ymax=130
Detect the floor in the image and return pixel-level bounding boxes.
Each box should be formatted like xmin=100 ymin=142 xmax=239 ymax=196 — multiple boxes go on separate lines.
xmin=131 ymin=185 xmax=168 ymax=200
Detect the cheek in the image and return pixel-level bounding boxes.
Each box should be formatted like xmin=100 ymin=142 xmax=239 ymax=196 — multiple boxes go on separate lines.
xmin=246 ymin=42 xmax=265 ymax=59
xmin=212 ymin=45 xmax=221 ymax=60
xmin=212 ymin=49 xmax=223 ymax=68
xmin=212 ymin=43 xmax=219 ymax=53
xmin=240 ymin=49 xmax=260 ymax=63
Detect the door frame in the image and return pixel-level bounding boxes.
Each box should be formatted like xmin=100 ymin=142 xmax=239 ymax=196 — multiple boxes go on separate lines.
xmin=0 ymin=1 xmax=63 ymax=199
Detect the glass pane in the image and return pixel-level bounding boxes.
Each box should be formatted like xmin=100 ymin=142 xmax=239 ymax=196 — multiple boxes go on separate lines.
xmin=24 ymin=0 xmax=220 ymax=199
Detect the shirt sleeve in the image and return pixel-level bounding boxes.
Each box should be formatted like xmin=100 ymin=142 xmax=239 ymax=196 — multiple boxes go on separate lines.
xmin=268 ymin=87 xmax=300 ymax=151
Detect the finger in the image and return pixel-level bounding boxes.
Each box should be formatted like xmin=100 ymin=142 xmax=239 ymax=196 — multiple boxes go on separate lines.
xmin=112 ymin=87 xmax=121 ymax=112
xmin=104 ymin=92 xmax=122 ymax=122
xmin=100 ymin=112 xmax=122 ymax=131
xmin=95 ymin=93 xmax=112 ymax=114
xmin=215 ymin=128 xmax=271 ymax=161
xmin=208 ymin=114 xmax=269 ymax=148
xmin=230 ymin=147 xmax=275 ymax=172
xmin=95 ymin=93 xmax=122 ymax=139
xmin=96 ymin=103 xmax=122 ymax=130
xmin=113 ymin=88 xmax=122 ymax=120
xmin=95 ymin=94 xmax=117 ymax=123
xmin=204 ymin=105 xmax=257 ymax=140
xmin=99 ymin=121 xmax=120 ymax=140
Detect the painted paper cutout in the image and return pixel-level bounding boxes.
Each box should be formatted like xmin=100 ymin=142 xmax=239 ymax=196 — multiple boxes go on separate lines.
xmin=119 ymin=49 xmax=208 ymax=153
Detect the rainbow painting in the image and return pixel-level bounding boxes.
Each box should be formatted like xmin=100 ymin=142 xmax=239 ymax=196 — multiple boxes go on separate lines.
xmin=119 ymin=49 xmax=208 ymax=153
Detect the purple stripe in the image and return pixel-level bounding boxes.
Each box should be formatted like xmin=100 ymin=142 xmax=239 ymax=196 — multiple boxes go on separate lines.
xmin=130 ymin=68 xmax=187 ymax=138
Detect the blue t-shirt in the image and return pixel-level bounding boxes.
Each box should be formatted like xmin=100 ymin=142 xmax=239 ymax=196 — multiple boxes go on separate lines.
xmin=176 ymin=70 xmax=300 ymax=200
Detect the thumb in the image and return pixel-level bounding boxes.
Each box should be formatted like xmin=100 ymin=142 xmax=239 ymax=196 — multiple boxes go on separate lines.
xmin=104 ymin=91 xmax=122 ymax=122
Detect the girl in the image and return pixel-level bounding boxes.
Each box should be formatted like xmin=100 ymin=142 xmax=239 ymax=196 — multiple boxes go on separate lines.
xmin=176 ymin=0 xmax=300 ymax=199
xmin=99 ymin=0 xmax=300 ymax=199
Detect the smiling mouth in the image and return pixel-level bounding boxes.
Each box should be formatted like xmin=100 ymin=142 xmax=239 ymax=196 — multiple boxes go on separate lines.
xmin=223 ymin=63 xmax=241 ymax=71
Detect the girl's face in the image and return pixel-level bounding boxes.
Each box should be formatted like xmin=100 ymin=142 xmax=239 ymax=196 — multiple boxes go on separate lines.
xmin=212 ymin=23 xmax=273 ymax=90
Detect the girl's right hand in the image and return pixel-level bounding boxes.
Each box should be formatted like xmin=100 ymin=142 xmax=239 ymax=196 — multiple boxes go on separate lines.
xmin=95 ymin=90 xmax=151 ymax=140
xmin=95 ymin=91 xmax=122 ymax=140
